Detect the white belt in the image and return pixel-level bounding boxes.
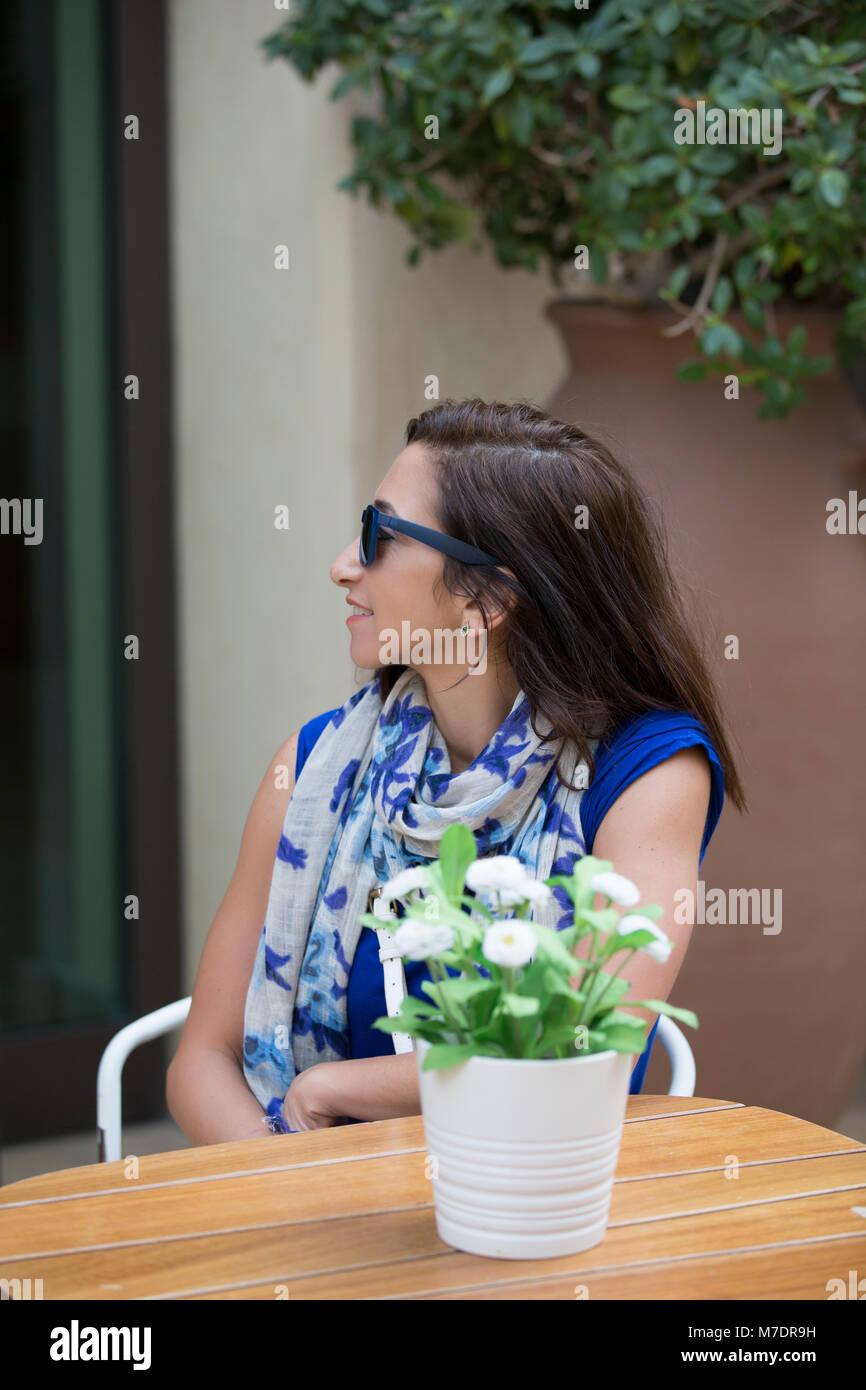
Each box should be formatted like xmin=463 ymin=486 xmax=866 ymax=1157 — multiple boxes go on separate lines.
xmin=369 ymin=886 xmax=415 ymax=1054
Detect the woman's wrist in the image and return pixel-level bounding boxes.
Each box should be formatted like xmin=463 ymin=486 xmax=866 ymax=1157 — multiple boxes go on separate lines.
xmin=312 ymin=1052 xmax=420 ymax=1123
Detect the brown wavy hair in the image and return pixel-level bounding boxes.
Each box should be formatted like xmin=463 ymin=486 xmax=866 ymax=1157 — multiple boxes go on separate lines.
xmin=374 ymin=397 xmax=747 ymax=813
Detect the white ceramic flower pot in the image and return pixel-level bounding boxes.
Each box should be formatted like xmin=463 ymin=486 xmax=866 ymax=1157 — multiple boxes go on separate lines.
xmin=415 ymin=1036 xmax=634 ymax=1260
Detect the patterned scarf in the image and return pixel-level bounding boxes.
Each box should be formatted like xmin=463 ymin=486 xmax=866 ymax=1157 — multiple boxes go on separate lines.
xmin=242 ymin=666 xmax=597 ymax=1123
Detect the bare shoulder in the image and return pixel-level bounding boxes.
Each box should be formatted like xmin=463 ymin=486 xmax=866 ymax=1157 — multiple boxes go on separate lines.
xmin=593 ymin=745 xmax=712 ymax=857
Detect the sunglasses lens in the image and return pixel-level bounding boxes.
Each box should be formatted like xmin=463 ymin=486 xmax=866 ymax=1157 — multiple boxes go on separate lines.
xmin=360 ymin=508 xmax=372 ymax=565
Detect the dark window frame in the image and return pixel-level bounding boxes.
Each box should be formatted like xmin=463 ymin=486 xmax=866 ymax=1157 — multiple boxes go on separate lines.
xmin=0 ymin=0 xmax=180 ymax=1154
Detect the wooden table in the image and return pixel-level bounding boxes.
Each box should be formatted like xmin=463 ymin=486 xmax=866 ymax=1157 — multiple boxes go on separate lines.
xmin=1 ymin=1095 xmax=865 ymax=1300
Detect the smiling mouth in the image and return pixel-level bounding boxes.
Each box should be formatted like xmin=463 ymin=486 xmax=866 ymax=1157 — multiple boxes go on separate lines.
xmin=349 ymin=606 xmax=373 ymax=617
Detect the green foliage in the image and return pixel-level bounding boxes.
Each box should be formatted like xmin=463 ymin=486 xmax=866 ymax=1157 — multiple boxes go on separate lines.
xmin=261 ymin=0 xmax=866 ymax=419
xmin=357 ymin=824 xmax=698 ymax=1070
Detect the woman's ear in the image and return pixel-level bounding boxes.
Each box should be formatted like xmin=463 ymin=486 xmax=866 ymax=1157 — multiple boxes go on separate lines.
xmin=465 ymin=568 xmax=520 ymax=634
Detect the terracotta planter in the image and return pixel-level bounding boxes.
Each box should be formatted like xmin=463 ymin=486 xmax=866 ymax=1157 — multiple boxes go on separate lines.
xmin=416 ymin=1036 xmax=634 ymax=1259
xmin=544 ymin=299 xmax=866 ymax=1128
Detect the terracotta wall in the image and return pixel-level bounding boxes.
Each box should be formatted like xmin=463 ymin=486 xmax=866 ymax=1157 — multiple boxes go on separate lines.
xmin=547 ymin=302 xmax=866 ymax=1127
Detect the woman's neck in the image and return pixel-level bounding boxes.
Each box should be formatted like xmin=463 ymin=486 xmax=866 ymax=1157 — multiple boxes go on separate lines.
xmin=421 ymin=661 xmax=522 ymax=774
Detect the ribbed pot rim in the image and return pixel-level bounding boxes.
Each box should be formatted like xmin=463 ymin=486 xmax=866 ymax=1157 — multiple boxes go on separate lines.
xmin=415 ymin=1037 xmax=627 ymax=1069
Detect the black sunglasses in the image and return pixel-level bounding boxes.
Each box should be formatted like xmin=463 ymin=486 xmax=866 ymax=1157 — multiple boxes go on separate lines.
xmin=360 ymin=504 xmax=500 ymax=568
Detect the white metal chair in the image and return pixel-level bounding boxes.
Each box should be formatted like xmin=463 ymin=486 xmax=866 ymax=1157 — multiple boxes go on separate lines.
xmin=96 ymin=998 xmax=695 ymax=1162
xmin=654 ymin=1014 xmax=696 ymax=1098
xmin=96 ymin=997 xmax=192 ymax=1162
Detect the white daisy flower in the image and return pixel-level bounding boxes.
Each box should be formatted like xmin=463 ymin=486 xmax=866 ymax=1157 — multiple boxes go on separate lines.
xmin=496 ymin=879 xmax=554 ymax=908
xmin=482 ymin=920 xmax=538 ymax=968
xmin=615 ymin=913 xmax=672 ymax=963
xmin=465 ymin=855 xmax=531 ymax=894
xmin=391 ymin=919 xmax=455 ymax=962
xmin=591 ymin=871 xmax=641 ymax=907
xmin=381 ymin=865 xmax=433 ymax=902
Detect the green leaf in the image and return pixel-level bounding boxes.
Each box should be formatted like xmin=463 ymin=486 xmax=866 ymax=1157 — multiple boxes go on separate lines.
xmin=787 ymin=324 xmax=807 ymax=354
xmin=675 ymin=166 xmax=694 ymax=197
xmin=518 ymin=33 xmax=576 ymax=67
xmin=582 ymin=971 xmax=630 ymax=1009
xmin=742 ymin=298 xmax=766 ymax=332
xmin=508 ymin=93 xmax=535 ymax=147
xmin=711 ymin=275 xmax=733 ymax=315
xmin=532 ymin=923 xmax=583 ymax=974
xmin=481 ymin=66 xmax=514 ymax=107
xmin=818 ymin=168 xmax=848 ymax=208
xmin=500 ymin=992 xmax=541 ymax=1017
xmin=739 ymin=201 xmax=766 ymax=231
xmin=690 ymin=147 xmax=737 ymax=175
xmin=438 ymin=823 xmax=477 ymax=899
xmin=541 ymin=967 xmax=585 ymax=1001
xmin=421 ymin=976 xmax=493 ymax=1005
xmin=420 ymin=1043 xmax=492 ymax=1071
xmin=675 ymin=31 xmax=701 ymax=76
xmin=653 ymin=2 xmax=680 ymax=37
xmin=575 ymin=50 xmax=601 ymax=80
xmin=714 ymin=23 xmax=748 ymax=53
xmin=677 ymin=360 xmax=711 ymax=381
xmin=607 ymin=85 xmax=653 ymax=112
xmin=636 ymin=1000 xmax=699 ymax=1029
xmin=601 ymin=926 xmax=658 ymax=956
xmin=690 ymin=193 xmax=726 ymax=217
xmin=643 ymin=154 xmax=679 ymax=184
xmin=372 ymin=1013 xmax=424 ymax=1035
xmin=592 ymin=1022 xmax=648 ymax=1052
xmin=666 ymin=263 xmax=690 ymax=299
xmin=679 ymin=208 xmax=700 ymax=239
xmin=578 ymin=907 xmax=621 ymax=932
xmin=700 ymin=321 xmax=743 ymax=357
xmin=733 ymin=254 xmax=757 ymax=292
xmin=589 ymin=244 xmax=608 ymax=285
xmin=796 ymin=36 xmax=821 ymax=64
xmin=330 ymin=66 xmax=369 ymax=101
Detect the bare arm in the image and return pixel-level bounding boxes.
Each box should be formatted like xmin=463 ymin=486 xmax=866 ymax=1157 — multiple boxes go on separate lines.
xmin=166 ymin=731 xmax=300 ymax=1145
xmin=581 ymin=744 xmax=712 ymax=1034
xmin=166 ymin=1048 xmax=275 ymax=1146
xmin=316 ymin=1051 xmax=421 ymax=1124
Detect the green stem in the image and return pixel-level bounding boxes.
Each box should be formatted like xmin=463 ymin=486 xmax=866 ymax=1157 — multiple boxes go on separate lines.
xmin=427 ymin=955 xmax=468 ymax=1044
xmin=503 ymin=966 xmax=522 ymax=1058
xmin=571 ymin=922 xmax=601 ymax=1025
xmin=582 ymin=949 xmax=634 ymax=1026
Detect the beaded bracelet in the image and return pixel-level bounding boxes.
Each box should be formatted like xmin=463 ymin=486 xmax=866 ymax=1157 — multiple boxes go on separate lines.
xmin=264 ymin=1113 xmax=291 ymax=1135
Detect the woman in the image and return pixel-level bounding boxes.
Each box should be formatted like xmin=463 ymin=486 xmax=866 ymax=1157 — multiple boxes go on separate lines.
xmin=167 ymin=398 xmax=746 ymax=1144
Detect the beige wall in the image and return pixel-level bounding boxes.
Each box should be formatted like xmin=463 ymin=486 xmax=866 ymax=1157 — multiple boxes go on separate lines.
xmin=167 ymin=0 xmax=564 ymax=986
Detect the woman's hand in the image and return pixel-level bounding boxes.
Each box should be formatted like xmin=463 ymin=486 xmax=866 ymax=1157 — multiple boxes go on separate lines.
xmin=281 ymin=1063 xmax=342 ymax=1131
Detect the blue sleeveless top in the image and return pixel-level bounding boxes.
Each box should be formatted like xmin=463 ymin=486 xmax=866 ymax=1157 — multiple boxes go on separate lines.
xmin=294 ymin=706 xmax=725 ymax=1097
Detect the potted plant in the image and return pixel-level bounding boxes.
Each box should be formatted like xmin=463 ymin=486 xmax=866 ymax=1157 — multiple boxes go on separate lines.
xmin=359 ymin=824 xmax=697 ymax=1260
xmin=262 ymin=0 xmax=866 ymax=421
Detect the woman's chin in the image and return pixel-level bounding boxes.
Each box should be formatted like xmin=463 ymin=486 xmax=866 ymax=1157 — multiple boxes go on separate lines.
xmin=348 ymin=637 xmax=384 ymax=670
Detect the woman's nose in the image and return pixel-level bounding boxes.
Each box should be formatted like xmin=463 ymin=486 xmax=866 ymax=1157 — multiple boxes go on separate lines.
xmin=330 ymin=537 xmax=362 ymax=585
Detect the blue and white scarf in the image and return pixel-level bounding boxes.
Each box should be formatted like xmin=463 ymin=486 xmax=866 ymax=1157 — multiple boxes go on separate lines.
xmin=242 ymin=666 xmax=597 ymax=1122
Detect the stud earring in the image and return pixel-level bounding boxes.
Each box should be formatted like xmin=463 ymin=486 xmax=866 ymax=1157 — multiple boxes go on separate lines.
xmin=461 ymin=624 xmax=468 ymax=634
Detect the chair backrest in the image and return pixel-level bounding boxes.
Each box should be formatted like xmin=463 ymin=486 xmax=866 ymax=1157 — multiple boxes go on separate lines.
xmin=96 ymin=998 xmax=192 ymax=1162
xmin=655 ymin=1014 xmax=696 ymax=1097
